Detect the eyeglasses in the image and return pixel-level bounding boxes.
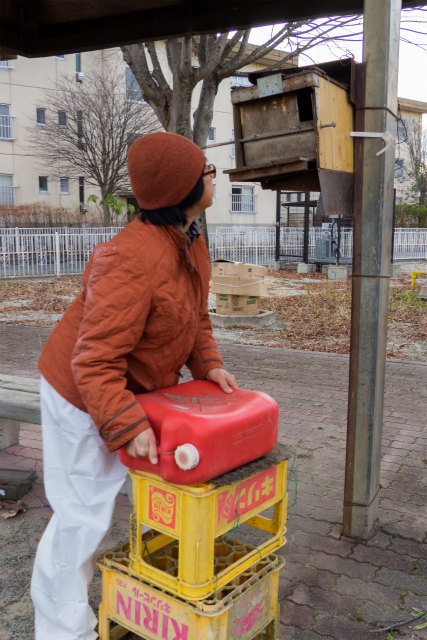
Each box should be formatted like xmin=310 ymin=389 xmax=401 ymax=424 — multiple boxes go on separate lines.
xmin=203 ymin=163 xmax=216 ymax=179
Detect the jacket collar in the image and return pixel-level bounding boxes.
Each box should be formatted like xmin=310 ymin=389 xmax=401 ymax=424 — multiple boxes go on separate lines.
xmin=162 ymin=224 xmax=198 ymax=272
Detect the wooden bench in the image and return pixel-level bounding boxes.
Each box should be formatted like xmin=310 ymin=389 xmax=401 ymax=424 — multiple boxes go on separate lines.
xmin=0 ymin=374 xmax=41 ymax=450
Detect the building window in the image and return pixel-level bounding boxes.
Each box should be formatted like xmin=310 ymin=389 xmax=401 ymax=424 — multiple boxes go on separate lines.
xmin=60 ymin=177 xmax=69 ymax=194
xmin=36 ymin=107 xmax=46 ymax=125
xmin=397 ymin=119 xmax=406 ymax=143
xmin=39 ymin=176 xmax=49 ymax=193
xmin=76 ymin=111 xmax=84 ymax=138
xmin=208 ymin=127 xmax=216 ymax=143
xmin=394 ymin=158 xmax=405 ymax=179
xmin=231 ymin=75 xmax=252 ymax=87
xmin=0 ymin=174 xmax=16 ymax=205
xmin=79 ymin=177 xmax=85 ymax=209
xmin=56 ymin=55 xmax=65 ymax=60
xmin=126 ymin=68 xmax=144 ymax=103
xmin=58 ymin=110 xmax=67 ymax=127
xmin=75 ymin=53 xmax=81 ymax=72
xmin=0 ymin=60 xmax=14 ymax=69
xmin=231 ymin=185 xmax=255 ymax=213
xmin=127 ymin=133 xmax=142 ymax=148
xmin=0 ymin=103 xmax=14 ymax=139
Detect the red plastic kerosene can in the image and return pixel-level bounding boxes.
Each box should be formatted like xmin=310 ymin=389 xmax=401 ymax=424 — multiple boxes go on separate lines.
xmin=117 ymin=380 xmax=278 ymax=484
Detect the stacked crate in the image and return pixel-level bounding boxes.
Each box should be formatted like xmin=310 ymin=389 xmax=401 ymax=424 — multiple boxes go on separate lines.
xmin=97 ymin=451 xmax=291 ymax=639
xmin=212 ymin=261 xmax=267 ymax=316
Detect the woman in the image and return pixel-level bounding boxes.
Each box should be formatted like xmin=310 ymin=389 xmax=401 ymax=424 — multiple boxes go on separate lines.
xmin=31 ymin=131 xmax=236 ymax=640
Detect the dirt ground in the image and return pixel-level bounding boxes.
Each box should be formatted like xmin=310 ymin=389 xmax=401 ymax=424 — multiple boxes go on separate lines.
xmin=0 ymin=269 xmax=425 ymax=361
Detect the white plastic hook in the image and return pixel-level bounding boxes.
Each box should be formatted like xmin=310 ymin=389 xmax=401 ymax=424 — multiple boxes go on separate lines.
xmin=349 ymin=131 xmax=396 ymax=156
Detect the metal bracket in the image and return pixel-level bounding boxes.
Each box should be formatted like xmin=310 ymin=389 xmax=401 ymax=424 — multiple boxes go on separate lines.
xmin=349 ymin=130 xmax=395 ymax=156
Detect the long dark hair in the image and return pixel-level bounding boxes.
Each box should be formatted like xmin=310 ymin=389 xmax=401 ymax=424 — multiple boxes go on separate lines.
xmin=139 ymin=171 xmax=204 ymax=226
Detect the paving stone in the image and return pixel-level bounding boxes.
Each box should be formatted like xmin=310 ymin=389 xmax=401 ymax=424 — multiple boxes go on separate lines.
xmin=312 ymin=612 xmax=371 ymax=639
xmin=289 ymin=584 xmax=360 ymax=618
xmin=335 ymin=575 xmax=403 ymax=607
xmin=279 ymin=626 xmax=324 ymax=640
xmin=279 ymin=600 xmax=316 ymax=629
xmin=374 ymin=567 xmax=427 ymax=593
xmin=307 ymin=551 xmax=377 ymax=581
xmin=365 ymin=529 xmax=392 ymax=549
xmin=0 ymin=329 xmax=426 ymax=640
xmin=390 ymin=536 xmax=427 ymax=557
xmin=287 ymin=529 xmax=353 ymax=559
xmin=349 ymin=544 xmax=419 ymax=573
xmin=358 ymin=600 xmax=406 ymax=628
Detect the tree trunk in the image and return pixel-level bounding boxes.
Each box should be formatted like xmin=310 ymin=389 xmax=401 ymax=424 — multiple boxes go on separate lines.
xmin=101 ymin=190 xmax=111 ymax=226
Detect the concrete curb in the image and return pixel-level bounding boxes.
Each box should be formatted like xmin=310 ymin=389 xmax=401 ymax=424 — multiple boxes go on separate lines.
xmin=209 ymin=309 xmax=276 ymax=328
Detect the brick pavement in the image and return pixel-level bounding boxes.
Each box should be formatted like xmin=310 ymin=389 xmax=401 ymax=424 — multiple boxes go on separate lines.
xmin=0 ymin=324 xmax=426 ymax=640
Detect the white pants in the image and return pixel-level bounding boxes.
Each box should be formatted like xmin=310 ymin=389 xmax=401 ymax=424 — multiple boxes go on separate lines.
xmin=31 ymin=376 xmax=128 ymax=640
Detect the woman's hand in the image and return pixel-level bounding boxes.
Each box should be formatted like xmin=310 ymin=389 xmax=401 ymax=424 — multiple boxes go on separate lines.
xmin=126 ymin=427 xmax=158 ymax=464
xmin=206 ymin=368 xmax=237 ymax=393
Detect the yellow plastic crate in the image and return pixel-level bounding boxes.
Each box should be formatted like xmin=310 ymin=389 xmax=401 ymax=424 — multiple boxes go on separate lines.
xmin=128 ymin=458 xmax=288 ymax=600
xmin=98 ymin=541 xmax=284 ymax=640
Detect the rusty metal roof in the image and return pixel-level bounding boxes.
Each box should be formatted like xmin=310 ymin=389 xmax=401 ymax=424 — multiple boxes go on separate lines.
xmin=0 ymin=0 xmax=424 ymax=58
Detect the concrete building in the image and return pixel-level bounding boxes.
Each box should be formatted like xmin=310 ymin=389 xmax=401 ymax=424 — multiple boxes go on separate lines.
xmin=1 ymin=48 xmax=426 ymax=228
xmin=394 ymin=97 xmax=427 ymax=204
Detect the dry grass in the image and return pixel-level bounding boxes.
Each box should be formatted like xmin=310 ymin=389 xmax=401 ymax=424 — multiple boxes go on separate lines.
xmin=0 ymin=271 xmax=425 ymax=360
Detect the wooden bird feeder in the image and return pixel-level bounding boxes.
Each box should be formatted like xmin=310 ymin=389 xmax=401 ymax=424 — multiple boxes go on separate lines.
xmin=225 ymin=60 xmax=357 ymax=215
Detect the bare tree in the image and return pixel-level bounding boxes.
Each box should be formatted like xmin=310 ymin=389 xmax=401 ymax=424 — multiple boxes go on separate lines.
xmin=401 ymin=119 xmax=427 ymax=206
xmin=121 ymin=8 xmax=426 ymax=241
xmin=31 ymin=65 xmax=160 ymax=225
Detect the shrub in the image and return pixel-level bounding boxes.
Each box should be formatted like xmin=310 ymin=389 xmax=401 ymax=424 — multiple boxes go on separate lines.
xmin=0 ymin=203 xmax=99 ymax=228
xmin=395 ymin=204 xmax=426 ymax=228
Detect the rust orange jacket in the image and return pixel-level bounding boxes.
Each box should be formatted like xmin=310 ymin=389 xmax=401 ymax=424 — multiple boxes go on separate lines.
xmin=38 ymin=219 xmax=224 ymax=452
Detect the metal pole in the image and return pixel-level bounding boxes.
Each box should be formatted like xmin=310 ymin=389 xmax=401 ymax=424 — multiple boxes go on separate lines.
xmin=55 ymin=232 xmax=61 ymax=277
xmin=275 ymin=190 xmax=281 ymax=262
xmin=303 ymin=192 xmax=309 ymax=263
xmin=391 ymin=188 xmax=396 ymax=264
xmin=343 ymin=0 xmax=401 ymax=539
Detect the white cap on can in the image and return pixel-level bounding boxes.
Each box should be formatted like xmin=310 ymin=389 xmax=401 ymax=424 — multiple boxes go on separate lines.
xmin=174 ymin=443 xmax=200 ymax=470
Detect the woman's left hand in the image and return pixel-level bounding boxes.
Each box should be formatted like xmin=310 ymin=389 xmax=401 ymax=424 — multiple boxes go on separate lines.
xmin=206 ymin=368 xmax=237 ymax=393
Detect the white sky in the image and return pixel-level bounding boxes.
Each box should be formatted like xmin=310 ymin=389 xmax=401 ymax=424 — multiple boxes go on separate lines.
xmin=250 ymin=9 xmax=427 ymax=118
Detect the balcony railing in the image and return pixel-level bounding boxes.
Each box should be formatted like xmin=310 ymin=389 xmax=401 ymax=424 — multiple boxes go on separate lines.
xmin=0 ymin=185 xmax=19 ymax=206
xmin=231 ymin=193 xmax=256 ymax=214
xmin=0 ymin=115 xmax=16 ymax=140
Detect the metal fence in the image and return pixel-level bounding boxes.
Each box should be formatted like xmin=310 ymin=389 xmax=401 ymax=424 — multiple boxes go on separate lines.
xmin=210 ymin=227 xmax=354 ymax=264
xmin=0 ymin=227 xmax=121 ymax=278
xmin=0 ymin=226 xmax=426 ymax=278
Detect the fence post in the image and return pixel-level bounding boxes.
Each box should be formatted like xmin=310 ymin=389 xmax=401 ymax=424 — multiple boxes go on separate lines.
xmin=275 ymin=191 xmax=281 ymax=262
xmin=303 ymin=193 xmax=310 ymax=263
xmin=255 ymin=229 xmax=259 ymax=265
xmin=14 ymin=227 xmax=20 ymax=264
xmin=54 ymin=232 xmax=61 ymax=277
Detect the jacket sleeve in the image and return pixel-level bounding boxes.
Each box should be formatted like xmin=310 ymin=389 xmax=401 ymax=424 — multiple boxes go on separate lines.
xmin=71 ymin=244 xmax=153 ymax=452
xmin=186 ymin=237 xmax=224 ymax=380
xmin=186 ymin=306 xmax=224 ymax=380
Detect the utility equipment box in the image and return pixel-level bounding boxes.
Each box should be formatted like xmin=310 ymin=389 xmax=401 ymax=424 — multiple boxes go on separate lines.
xmin=225 ymin=60 xmax=357 ymax=215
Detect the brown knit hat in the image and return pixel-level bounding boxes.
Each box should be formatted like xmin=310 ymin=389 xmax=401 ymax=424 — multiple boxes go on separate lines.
xmin=127 ymin=131 xmax=205 ymax=210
